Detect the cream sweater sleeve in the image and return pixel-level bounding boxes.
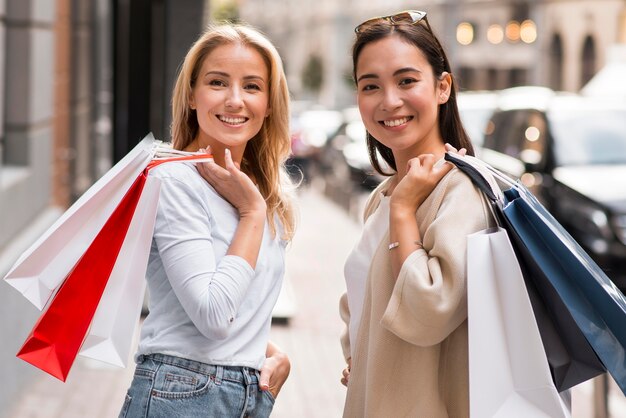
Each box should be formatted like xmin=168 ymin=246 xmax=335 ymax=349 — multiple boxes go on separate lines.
xmin=381 ymin=170 xmax=493 ymax=347
xmin=339 ymin=293 xmax=351 ymax=361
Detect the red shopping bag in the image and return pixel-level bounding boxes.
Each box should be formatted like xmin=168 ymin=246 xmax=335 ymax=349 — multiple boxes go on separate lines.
xmin=15 ymin=151 xmax=213 ymax=381
xmin=17 ymin=173 xmax=147 ymax=381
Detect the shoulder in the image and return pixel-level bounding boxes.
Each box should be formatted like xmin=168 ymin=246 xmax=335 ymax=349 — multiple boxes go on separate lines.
xmin=363 ymin=176 xmax=394 ymax=221
xmin=438 ymin=166 xmax=484 ymax=200
xmin=430 ymin=165 xmax=495 ymax=227
xmin=149 ymin=162 xmax=213 ymax=202
xmin=149 ymin=161 xmax=201 ymax=183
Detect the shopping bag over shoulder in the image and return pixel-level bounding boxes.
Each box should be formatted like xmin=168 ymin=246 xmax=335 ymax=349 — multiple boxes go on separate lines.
xmin=446 ymin=153 xmax=626 ymax=394
xmin=468 ymin=227 xmax=570 ymax=418
xmin=503 ymin=185 xmax=626 ymax=394
xmin=16 ymin=172 xmax=148 ymax=381
xmin=9 ymin=135 xmax=213 ymax=380
xmin=4 ymin=135 xmax=156 ymax=310
xmin=79 ymin=174 xmax=160 ymax=367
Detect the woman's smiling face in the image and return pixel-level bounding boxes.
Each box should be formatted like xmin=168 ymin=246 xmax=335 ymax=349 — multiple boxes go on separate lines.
xmin=355 ymin=34 xmax=450 ymax=157
xmin=190 ymin=42 xmax=270 ymax=152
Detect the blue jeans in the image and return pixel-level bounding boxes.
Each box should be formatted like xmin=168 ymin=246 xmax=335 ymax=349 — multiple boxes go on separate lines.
xmin=118 ymin=353 xmax=275 ymax=418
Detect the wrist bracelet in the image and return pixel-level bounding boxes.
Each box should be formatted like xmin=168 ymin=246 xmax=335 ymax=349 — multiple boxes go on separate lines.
xmin=388 ymin=240 xmax=423 ymax=250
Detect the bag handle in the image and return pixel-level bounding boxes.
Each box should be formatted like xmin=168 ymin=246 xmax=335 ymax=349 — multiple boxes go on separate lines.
xmin=444 ymin=153 xmax=499 ymax=202
xmin=146 ymin=144 xmax=214 ymax=171
xmin=145 ymin=153 xmax=214 ymax=171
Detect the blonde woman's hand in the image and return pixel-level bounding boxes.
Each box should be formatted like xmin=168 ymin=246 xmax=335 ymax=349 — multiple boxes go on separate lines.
xmin=260 ymin=346 xmax=291 ymax=399
xmin=196 ymin=147 xmax=267 ymax=218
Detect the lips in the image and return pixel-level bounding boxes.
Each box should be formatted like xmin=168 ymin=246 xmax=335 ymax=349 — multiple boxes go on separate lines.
xmin=217 ymin=115 xmax=248 ymax=125
xmin=380 ymin=116 xmax=413 ymax=127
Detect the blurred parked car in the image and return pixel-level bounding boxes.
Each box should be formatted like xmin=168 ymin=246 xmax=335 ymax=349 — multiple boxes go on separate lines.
xmin=319 ymin=107 xmax=388 ymax=193
xmin=457 ymin=91 xmax=499 ymax=150
xmin=287 ymin=108 xmax=343 ymax=185
xmin=480 ymin=86 xmax=626 ymax=291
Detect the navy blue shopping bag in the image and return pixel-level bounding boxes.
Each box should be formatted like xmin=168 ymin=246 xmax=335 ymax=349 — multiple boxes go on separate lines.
xmin=502 ymin=185 xmax=626 ymax=394
xmin=445 ymin=153 xmax=626 ymax=394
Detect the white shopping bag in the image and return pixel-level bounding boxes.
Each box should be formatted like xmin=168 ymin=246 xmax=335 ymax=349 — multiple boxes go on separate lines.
xmin=4 ymin=135 xmax=158 ymax=310
xmin=79 ymin=175 xmax=161 ymax=367
xmin=467 ymin=227 xmax=571 ymax=418
xmin=5 ymin=133 xmax=213 ymax=377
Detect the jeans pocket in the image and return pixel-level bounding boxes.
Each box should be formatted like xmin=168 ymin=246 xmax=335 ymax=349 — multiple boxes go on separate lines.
xmin=117 ymin=394 xmax=132 ymax=418
xmin=261 ymin=388 xmax=276 ymax=405
xmin=151 ymin=364 xmax=214 ymax=399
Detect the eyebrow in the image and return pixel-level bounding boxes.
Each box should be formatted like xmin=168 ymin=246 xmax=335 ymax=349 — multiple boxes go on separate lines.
xmin=356 ymin=67 xmax=422 ymax=83
xmin=203 ymin=71 xmax=266 ymax=82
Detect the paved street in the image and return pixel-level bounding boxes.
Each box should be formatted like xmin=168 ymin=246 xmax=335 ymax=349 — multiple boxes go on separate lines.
xmin=5 ymin=186 xmax=626 ymax=418
xmin=5 ymin=187 xmax=356 ymax=418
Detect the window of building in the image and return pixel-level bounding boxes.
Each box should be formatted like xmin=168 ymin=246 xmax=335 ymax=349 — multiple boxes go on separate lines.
xmin=550 ymin=33 xmax=564 ymax=90
xmin=581 ymin=35 xmax=596 ymax=88
xmin=509 ymin=68 xmax=527 ymax=87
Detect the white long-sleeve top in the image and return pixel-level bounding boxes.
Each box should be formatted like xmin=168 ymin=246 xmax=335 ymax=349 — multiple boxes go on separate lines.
xmin=344 ymin=193 xmax=390 ymax=359
xmin=136 ymin=162 xmax=286 ymax=370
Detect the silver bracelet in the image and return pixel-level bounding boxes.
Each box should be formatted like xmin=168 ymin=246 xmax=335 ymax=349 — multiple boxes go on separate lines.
xmin=388 ymin=240 xmax=423 ymax=250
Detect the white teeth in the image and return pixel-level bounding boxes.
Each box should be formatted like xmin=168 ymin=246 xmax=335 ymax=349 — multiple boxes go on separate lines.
xmin=383 ymin=117 xmax=410 ymax=127
xmin=219 ymin=116 xmax=246 ymax=124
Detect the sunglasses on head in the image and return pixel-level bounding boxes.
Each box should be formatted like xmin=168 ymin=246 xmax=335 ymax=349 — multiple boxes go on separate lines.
xmin=354 ymin=10 xmax=431 ymax=34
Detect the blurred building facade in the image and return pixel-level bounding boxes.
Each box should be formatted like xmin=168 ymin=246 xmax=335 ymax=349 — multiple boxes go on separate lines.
xmin=239 ymin=0 xmax=626 ymax=109
xmin=0 ymin=0 xmax=207 ymax=415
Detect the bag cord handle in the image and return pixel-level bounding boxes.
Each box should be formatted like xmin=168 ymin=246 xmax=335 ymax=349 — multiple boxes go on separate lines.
xmin=444 ymin=153 xmax=498 ymax=202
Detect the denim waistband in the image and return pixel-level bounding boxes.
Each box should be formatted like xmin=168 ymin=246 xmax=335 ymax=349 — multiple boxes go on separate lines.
xmin=136 ymin=353 xmax=260 ymax=385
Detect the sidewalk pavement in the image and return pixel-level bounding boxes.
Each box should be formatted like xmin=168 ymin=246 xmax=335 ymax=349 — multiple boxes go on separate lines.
xmin=5 ymin=186 xmax=626 ymax=418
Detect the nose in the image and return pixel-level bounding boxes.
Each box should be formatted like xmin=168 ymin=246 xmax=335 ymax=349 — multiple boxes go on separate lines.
xmin=225 ymin=86 xmax=244 ymax=109
xmin=381 ymin=88 xmax=402 ymax=111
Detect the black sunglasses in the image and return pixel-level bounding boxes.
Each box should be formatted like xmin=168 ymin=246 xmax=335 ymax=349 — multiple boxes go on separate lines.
xmin=354 ymin=10 xmax=431 ymax=34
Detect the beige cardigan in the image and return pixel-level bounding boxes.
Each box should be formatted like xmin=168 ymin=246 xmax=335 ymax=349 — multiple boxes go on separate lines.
xmin=340 ymin=167 xmax=495 ymax=418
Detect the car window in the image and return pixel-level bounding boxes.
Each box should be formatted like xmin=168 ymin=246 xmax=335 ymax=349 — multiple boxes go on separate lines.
xmin=483 ymin=112 xmax=511 ymax=152
xmin=549 ymin=109 xmax=626 ymax=166
xmin=459 ymin=108 xmax=493 ymax=146
xmin=518 ymin=111 xmax=547 ymax=166
xmin=485 ymin=110 xmax=547 ymax=164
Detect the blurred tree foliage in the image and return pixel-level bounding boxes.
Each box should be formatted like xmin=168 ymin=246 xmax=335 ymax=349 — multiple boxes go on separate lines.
xmin=213 ymin=1 xmax=240 ymax=23
xmin=302 ymin=54 xmax=323 ymax=92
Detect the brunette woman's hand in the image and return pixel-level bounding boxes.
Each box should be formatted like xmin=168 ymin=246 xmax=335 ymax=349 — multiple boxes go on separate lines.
xmin=260 ymin=343 xmax=291 ymax=399
xmin=196 ymin=147 xmax=267 ymax=218
xmin=390 ymin=154 xmax=450 ymax=215
xmin=340 ymin=358 xmax=352 ymax=387
xmin=390 ymin=146 xmax=467 ymax=215
xmin=444 ymin=143 xmax=467 ymax=157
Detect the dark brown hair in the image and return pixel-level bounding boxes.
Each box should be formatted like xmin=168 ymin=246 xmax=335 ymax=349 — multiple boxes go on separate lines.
xmin=352 ymin=22 xmax=474 ymax=175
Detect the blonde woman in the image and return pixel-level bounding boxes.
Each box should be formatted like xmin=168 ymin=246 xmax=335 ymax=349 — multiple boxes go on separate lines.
xmin=119 ymin=23 xmax=295 ymax=418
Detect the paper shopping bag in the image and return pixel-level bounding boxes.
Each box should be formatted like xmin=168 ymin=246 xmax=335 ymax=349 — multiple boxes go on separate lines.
xmin=79 ymin=175 xmax=160 ymax=367
xmin=467 ymin=227 xmax=571 ymax=418
xmin=10 ymin=135 xmax=213 ymax=380
xmin=16 ymin=173 xmax=148 ymax=381
xmin=502 ymin=185 xmax=626 ymax=395
xmin=445 ymin=153 xmax=607 ymax=392
xmin=4 ymin=135 xmax=157 ymax=310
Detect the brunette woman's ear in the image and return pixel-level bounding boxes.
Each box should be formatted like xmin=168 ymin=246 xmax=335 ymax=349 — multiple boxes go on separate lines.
xmin=438 ymin=71 xmax=452 ymax=104
xmin=189 ymin=96 xmax=196 ymax=110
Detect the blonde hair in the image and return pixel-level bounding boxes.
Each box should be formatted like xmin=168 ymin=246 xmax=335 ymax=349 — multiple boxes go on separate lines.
xmin=171 ymin=23 xmax=296 ymax=240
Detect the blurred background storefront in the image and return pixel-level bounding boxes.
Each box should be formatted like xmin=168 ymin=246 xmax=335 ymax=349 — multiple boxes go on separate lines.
xmin=0 ymin=0 xmax=210 ymax=411
xmin=1 ymin=0 xmax=626 ymax=416
xmin=239 ymin=0 xmax=626 ymax=109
